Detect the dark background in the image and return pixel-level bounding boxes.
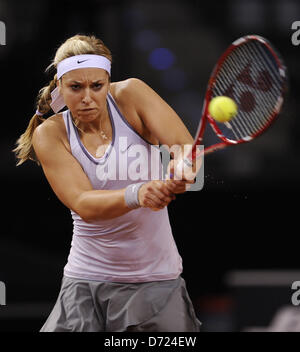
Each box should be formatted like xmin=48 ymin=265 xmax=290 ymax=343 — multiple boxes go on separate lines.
xmin=1 ymin=0 xmax=300 ymax=331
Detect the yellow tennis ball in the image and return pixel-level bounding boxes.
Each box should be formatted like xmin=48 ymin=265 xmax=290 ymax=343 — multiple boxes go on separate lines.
xmin=208 ymin=96 xmax=238 ymax=123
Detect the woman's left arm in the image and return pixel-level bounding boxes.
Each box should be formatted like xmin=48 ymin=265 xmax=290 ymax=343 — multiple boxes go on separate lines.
xmin=125 ymin=78 xmax=194 ymax=148
xmin=125 ymin=78 xmax=200 ymax=192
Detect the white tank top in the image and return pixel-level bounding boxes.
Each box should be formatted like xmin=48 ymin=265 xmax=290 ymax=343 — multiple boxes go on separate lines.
xmin=62 ymin=93 xmax=182 ymax=282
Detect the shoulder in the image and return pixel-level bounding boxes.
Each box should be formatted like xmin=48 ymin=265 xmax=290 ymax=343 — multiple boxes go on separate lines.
xmin=110 ymin=78 xmax=153 ymax=106
xmin=33 ymin=113 xmax=64 ymax=141
xmin=33 ymin=113 xmax=70 ymax=152
xmin=110 ymin=77 xmax=146 ymax=93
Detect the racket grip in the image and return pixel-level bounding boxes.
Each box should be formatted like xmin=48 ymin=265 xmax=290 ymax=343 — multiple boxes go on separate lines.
xmin=168 ymin=155 xmax=198 ymax=180
xmin=172 ymin=158 xmax=192 ymax=180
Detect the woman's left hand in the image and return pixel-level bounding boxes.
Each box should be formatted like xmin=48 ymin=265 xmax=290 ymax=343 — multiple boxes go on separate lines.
xmin=165 ymin=179 xmax=193 ymax=194
xmin=164 ymin=159 xmax=195 ymax=194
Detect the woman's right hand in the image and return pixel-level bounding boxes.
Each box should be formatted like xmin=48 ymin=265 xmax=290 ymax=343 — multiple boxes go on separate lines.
xmin=138 ymin=180 xmax=176 ymax=211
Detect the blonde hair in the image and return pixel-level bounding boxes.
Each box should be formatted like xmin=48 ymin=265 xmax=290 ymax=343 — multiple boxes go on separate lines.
xmin=13 ymin=34 xmax=112 ymax=166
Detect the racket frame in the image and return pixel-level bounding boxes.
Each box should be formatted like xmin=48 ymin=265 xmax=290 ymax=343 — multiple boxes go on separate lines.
xmin=189 ymin=34 xmax=287 ymax=160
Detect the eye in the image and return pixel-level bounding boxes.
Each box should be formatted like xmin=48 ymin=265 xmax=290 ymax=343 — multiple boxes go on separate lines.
xmin=71 ymin=84 xmax=81 ymax=91
xmin=93 ymin=83 xmax=103 ymax=90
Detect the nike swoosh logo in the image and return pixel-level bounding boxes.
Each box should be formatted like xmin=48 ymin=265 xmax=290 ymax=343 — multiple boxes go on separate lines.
xmin=77 ymin=59 xmax=88 ymax=64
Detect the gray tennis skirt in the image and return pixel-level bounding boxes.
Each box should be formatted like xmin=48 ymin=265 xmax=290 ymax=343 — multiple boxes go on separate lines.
xmin=40 ymin=275 xmax=201 ymax=332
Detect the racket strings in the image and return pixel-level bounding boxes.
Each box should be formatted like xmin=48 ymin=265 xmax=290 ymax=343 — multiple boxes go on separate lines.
xmin=252 ymin=43 xmax=283 ymax=92
xmin=217 ymin=54 xmax=275 ymax=138
xmin=214 ymin=53 xmax=265 ymax=139
xmin=240 ymin=42 xmax=283 ymax=116
xmin=214 ymin=58 xmax=261 ymax=140
xmin=211 ymin=40 xmax=285 ymax=142
xmin=214 ymin=58 xmax=255 ymax=138
xmin=217 ymin=45 xmax=281 ymax=139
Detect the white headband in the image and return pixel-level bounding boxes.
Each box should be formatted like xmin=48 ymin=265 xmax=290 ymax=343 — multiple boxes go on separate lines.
xmin=56 ymin=54 xmax=111 ymax=79
xmin=49 ymin=54 xmax=111 ymax=113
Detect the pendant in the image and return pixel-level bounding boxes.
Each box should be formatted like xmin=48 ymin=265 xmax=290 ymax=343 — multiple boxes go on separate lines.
xmin=100 ymin=131 xmax=108 ymax=140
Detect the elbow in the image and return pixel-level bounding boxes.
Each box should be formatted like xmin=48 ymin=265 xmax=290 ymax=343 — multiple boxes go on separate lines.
xmin=77 ymin=204 xmax=104 ymax=223
xmin=77 ymin=208 xmax=107 ymax=223
xmin=78 ymin=207 xmax=119 ymax=223
xmin=74 ymin=193 xmax=101 ymax=223
xmin=79 ymin=211 xmax=96 ymax=224
xmin=74 ymin=196 xmax=115 ymax=223
xmin=75 ymin=206 xmax=94 ymax=223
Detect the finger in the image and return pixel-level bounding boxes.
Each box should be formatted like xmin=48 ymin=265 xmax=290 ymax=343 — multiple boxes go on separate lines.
xmin=166 ymin=180 xmax=189 ymax=194
xmin=144 ymin=199 xmax=164 ymax=210
xmin=181 ymin=179 xmax=195 ymax=184
xmin=146 ymin=191 xmax=173 ymax=207
xmin=166 ymin=180 xmax=187 ymax=188
xmin=149 ymin=181 xmax=174 ymax=197
xmin=150 ymin=191 xmax=174 ymax=206
xmin=160 ymin=186 xmax=176 ymax=200
xmin=164 ymin=182 xmax=176 ymax=193
xmin=143 ymin=195 xmax=166 ymax=209
xmin=173 ymin=177 xmax=195 ymax=185
xmin=160 ymin=182 xmax=176 ymax=197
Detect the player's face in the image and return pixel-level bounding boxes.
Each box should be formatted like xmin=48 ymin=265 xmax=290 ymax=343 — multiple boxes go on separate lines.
xmin=59 ymin=68 xmax=109 ymax=122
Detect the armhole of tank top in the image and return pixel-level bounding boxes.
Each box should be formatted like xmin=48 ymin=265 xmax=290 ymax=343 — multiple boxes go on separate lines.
xmin=107 ymin=93 xmax=158 ymax=148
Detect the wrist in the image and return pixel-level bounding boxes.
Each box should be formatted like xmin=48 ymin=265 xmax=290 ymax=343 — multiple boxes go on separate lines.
xmin=124 ymin=182 xmax=146 ymax=209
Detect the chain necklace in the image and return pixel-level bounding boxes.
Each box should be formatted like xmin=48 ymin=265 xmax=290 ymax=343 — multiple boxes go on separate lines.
xmin=72 ymin=117 xmax=109 ymax=141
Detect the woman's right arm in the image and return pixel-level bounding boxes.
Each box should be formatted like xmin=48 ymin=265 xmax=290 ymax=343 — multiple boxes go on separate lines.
xmin=32 ymin=121 xmax=174 ymax=222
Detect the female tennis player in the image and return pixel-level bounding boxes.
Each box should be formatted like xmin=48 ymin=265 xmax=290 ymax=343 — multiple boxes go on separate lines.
xmin=13 ymin=34 xmax=201 ymax=332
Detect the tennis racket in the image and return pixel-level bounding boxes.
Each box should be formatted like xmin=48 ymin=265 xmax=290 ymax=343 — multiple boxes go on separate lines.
xmin=179 ymin=34 xmax=287 ymax=172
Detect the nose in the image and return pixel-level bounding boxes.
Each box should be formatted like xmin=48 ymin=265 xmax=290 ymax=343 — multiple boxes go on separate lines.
xmin=81 ymin=88 xmax=93 ymax=105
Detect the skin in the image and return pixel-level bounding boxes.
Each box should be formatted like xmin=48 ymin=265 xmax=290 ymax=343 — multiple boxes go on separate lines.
xmin=32 ymin=67 xmax=199 ymax=222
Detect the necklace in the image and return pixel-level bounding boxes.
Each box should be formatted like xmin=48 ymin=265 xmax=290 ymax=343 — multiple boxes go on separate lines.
xmin=99 ymin=117 xmax=109 ymax=141
xmin=72 ymin=117 xmax=109 ymax=141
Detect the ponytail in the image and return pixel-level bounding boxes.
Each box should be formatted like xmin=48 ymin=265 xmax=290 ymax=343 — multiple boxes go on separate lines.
xmin=13 ymin=76 xmax=57 ymax=166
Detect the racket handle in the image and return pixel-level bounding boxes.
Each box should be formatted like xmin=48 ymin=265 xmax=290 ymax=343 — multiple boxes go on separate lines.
xmin=172 ymin=158 xmax=194 ymax=180
xmin=168 ymin=146 xmax=203 ymax=180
